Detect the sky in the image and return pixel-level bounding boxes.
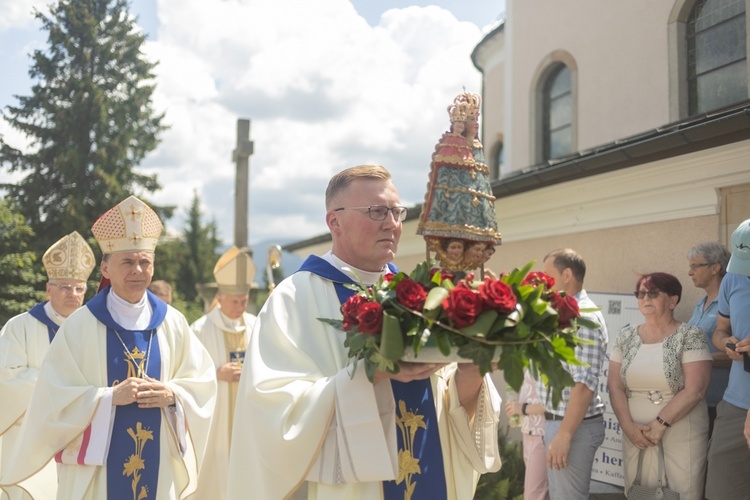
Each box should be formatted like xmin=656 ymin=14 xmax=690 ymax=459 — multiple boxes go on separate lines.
xmin=0 ymin=0 xmax=506 ymax=250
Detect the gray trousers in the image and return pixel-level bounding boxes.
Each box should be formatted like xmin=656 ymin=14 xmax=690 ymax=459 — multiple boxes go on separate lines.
xmin=544 ymin=415 xmax=604 ymax=500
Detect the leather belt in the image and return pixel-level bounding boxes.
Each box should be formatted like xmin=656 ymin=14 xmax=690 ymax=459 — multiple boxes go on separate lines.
xmin=544 ymin=412 xmax=602 ymax=421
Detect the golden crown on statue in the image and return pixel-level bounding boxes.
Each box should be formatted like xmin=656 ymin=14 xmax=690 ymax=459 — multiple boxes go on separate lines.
xmin=454 ymin=91 xmax=481 ymax=118
xmin=447 ymin=101 xmax=470 ymax=123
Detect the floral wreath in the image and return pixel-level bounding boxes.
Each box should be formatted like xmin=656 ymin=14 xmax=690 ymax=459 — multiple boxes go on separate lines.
xmin=319 ymin=260 xmax=599 ymax=407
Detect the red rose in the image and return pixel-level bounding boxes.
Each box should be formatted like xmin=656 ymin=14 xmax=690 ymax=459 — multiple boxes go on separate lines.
xmin=395 ymin=278 xmax=427 ymax=310
xmin=356 ymin=302 xmax=384 ymax=335
xmin=341 ymin=294 xmax=367 ymax=330
xmin=441 ymin=283 xmax=483 ymax=328
xmin=383 ymin=273 xmax=395 ymax=282
xmin=430 ymin=268 xmax=455 ymax=283
xmin=522 ymin=271 xmax=555 ymax=290
xmin=551 ymin=292 xmax=579 ymax=327
xmin=478 ymin=278 xmax=517 ymax=313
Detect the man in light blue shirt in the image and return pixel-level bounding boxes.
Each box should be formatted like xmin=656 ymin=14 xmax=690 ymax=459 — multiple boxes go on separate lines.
xmin=706 ymin=220 xmax=750 ymax=499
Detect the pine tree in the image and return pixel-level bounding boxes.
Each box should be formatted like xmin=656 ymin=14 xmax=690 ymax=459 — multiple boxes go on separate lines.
xmin=0 ymin=200 xmax=46 ymax=326
xmin=180 ymin=191 xmax=221 ymax=302
xmin=0 ymin=0 xmax=167 ymax=254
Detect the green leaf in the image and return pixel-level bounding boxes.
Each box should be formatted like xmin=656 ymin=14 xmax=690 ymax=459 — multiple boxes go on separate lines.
xmin=460 ymin=310 xmax=498 ymax=338
xmin=345 ymin=332 xmax=367 ymax=353
xmin=498 ymin=345 xmax=524 ymax=392
xmin=379 ymin=312 xmax=405 ymax=361
xmin=574 ymin=317 xmax=601 ymax=330
xmin=435 ymin=330 xmax=452 ymax=355
xmin=318 ymin=317 xmax=345 ymax=330
xmin=457 ymin=342 xmax=495 ymax=374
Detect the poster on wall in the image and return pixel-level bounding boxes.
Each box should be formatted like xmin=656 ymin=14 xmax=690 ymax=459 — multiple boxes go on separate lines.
xmin=587 ymin=291 xmax=641 ymax=488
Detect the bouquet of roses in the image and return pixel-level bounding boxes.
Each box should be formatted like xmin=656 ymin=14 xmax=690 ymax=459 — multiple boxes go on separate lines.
xmin=319 ymin=260 xmax=600 ymax=406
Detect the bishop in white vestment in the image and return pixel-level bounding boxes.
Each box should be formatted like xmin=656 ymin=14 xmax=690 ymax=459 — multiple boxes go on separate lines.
xmin=189 ymin=246 xmax=256 ymax=499
xmin=0 ymin=196 xmax=217 ymax=500
xmin=0 ymin=232 xmax=95 ymax=500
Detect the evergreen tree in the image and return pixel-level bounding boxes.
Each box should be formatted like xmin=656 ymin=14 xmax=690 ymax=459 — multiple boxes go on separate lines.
xmin=0 ymin=0 xmax=167 ymax=254
xmin=0 ymin=200 xmax=46 ymax=326
xmin=179 ymin=191 xmax=221 ymax=302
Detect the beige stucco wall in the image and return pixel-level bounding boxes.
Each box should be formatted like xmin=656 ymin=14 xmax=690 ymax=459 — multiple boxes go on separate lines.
xmin=393 ymin=214 xmax=717 ymax=323
xmin=481 ymin=0 xmax=677 ymax=171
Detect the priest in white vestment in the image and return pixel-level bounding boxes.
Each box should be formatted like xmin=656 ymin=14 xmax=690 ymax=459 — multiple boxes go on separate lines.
xmin=0 ymin=231 xmax=95 ymax=500
xmin=189 ymin=246 xmax=256 ymax=499
xmin=226 ymin=165 xmax=502 ymax=500
xmin=0 ymin=196 xmax=217 ymax=500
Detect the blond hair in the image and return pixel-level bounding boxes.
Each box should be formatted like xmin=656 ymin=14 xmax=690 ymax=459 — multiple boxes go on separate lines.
xmin=325 ymin=165 xmax=391 ymax=209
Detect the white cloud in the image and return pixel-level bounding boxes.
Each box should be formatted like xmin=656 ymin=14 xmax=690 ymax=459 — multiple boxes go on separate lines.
xmin=2 ymin=0 xmax=484 ymax=247
xmin=0 ymin=0 xmax=47 ymax=32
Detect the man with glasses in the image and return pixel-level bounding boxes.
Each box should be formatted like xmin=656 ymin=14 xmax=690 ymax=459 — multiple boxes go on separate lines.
xmin=227 ymin=164 xmax=501 ymax=499
xmin=0 ymin=231 xmax=95 ymax=499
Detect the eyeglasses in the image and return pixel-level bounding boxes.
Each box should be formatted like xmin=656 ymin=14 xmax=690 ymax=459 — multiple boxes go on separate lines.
xmin=49 ymin=283 xmax=87 ymax=294
xmin=634 ymin=290 xmax=662 ymax=300
xmin=334 ymin=205 xmax=408 ymax=222
xmin=689 ymin=263 xmax=712 ymax=271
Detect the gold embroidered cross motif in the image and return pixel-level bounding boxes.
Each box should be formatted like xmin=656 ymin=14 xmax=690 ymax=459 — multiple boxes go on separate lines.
xmin=129 ymin=232 xmax=141 ymax=245
xmin=395 ymin=399 xmax=426 ymax=500
xmin=126 ymin=204 xmax=143 ymax=222
xmin=123 ymin=422 xmax=153 ymax=500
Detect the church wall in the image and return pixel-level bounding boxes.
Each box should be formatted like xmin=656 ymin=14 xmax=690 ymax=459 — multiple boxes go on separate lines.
xmin=490 ymin=0 xmax=674 ymax=172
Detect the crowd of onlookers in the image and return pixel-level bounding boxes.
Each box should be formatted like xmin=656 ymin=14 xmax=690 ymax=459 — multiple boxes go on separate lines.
xmin=1 ymin=165 xmax=748 ymax=500
xmin=506 ymin=224 xmax=750 ymax=500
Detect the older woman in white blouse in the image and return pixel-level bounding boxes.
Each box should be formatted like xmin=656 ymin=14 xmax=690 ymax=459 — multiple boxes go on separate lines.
xmin=607 ymin=272 xmax=711 ymax=500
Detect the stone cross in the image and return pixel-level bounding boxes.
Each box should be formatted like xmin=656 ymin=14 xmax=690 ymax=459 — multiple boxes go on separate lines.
xmin=231 ymin=119 xmax=254 ymax=248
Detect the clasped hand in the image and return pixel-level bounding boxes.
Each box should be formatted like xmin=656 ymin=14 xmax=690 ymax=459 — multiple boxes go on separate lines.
xmin=112 ymin=376 xmax=175 ymax=408
xmin=627 ymin=420 xmax=665 ymax=448
xmin=217 ymin=362 xmax=243 ymax=382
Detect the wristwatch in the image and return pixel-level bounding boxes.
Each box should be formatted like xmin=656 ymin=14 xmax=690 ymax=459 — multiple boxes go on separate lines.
xmin=522 ymin=403 xmax=529 ymax=416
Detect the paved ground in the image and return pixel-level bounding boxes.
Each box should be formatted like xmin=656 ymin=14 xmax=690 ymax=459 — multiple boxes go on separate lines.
xmin=589 ymin=480 xmax=627 ymax=499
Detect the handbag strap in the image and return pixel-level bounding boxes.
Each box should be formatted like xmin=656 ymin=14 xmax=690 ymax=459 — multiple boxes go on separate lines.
xmin=633 ymin=441 xmax=670 ymax=487
xmin=634 ymin=447 xmax=646 ymax=484
xmin=657 ymin=440 xmax=670 ymax=488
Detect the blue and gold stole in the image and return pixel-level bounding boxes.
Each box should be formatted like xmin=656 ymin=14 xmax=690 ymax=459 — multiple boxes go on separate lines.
xmin=86 ymin=287 xmax=167 ymax=500
xmin=28 ymin=302 xmax=59 ymax=343
xmin=298 ymin=256 xmax=447 ymax=500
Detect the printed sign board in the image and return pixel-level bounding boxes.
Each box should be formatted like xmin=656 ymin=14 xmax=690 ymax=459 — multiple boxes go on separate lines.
xmin=587 ymin=291 xmax=641 ymax=487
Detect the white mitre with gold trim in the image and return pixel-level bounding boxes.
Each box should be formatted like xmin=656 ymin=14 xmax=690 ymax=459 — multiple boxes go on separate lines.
xmin=91 ymin=195 xmax=163 ymax=253
xmin=42 ymin=231 xmax=96 ymax=281
xmin=214 ymin=246 xmax=256 ymax=295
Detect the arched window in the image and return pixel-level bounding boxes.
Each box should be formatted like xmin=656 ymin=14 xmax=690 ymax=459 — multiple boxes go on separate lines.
xmin=542 ymin=64 xmax=572 ymax=161
xmin=490 ymin=141 xmax=504 ymax=179
xmin=687 ymin=0 xmax=747 ymax=115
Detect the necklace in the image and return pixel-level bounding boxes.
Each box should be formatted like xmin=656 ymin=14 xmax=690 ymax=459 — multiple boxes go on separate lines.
xmin=112 ymin=329 xmax=154 ymax=378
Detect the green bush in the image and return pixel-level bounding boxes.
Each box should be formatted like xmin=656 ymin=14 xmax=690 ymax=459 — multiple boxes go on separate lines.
xmin=474 ymin=428 xmax=525 ymax=500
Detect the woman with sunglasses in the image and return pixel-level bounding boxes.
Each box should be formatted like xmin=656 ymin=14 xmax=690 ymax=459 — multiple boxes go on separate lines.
xmin=607 ymin=272 xmax=711 ymax=500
